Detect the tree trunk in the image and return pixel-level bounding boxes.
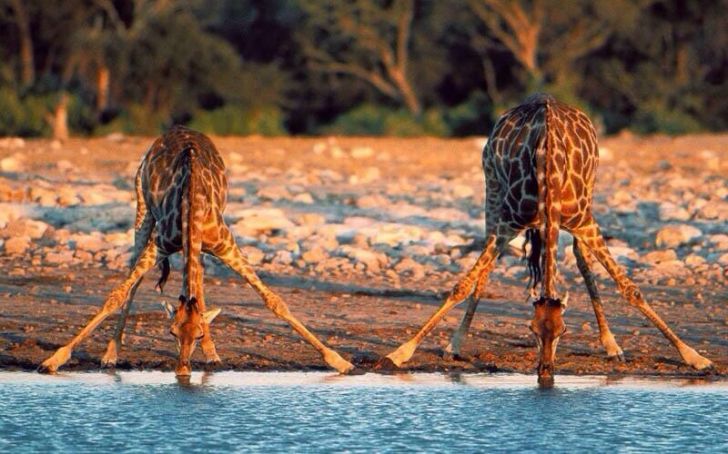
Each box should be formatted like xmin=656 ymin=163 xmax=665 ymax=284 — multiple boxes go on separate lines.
xmin=96 ymin=65 xmax=110 ymax=112
xmin=10 ymin=0 xmax=35 ymax=87
xmin=51 ymin=93 xmax=69 ymax=141
xmin=389 ymin=68 xmax=422 ymax=116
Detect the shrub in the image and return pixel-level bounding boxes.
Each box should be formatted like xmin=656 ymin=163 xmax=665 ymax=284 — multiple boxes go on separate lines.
xmin=189 ymin=104 xmax=286 ymax=136
xmin=323 ymin=104 xmax=450 ymax=136
xmin=632 ymin=102 xmax=704 ymax=135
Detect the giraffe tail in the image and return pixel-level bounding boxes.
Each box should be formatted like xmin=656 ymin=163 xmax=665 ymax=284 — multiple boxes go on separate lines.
xmin=530 ymin=97 xmax=561 ymax=296
xmin=179 ymin=145 xmax=204 ymax=300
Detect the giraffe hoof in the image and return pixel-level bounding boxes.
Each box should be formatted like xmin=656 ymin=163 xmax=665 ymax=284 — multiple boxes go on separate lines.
xmin=100 ymin=358 xmax=117 ymax=369
xmin=37 ymin=363 xmax=57 ymax=375
xmin=373 ymin=357 xmax=399 ymax=373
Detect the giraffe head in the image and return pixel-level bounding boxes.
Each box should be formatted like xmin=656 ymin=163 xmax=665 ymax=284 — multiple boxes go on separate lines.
xmin=529 ymin=293 xmax=568 ymax=386
xmin=162 ymin=295 xmax=221 ymax=376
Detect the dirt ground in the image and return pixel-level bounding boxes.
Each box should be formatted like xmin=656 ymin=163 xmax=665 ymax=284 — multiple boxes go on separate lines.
xmin=0 ymin=133 xmax=726 ymax=378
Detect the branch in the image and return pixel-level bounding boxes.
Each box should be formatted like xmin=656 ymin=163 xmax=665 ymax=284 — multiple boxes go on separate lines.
xmin=308 ymin=60 xmax=400 ymax=100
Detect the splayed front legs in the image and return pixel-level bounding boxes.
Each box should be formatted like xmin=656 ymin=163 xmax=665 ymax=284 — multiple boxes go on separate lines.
xmin=443 ymin=267 xmax=490 ymax=360
xmin=572 ymin=220 xmax=712 ymax=370
xmin=572 ymin=238 xmax=624 ymax=360
xmin=212 ymin=229 xmax=354 ymax=374
xmin=39 ymin=240 xmax=158 ymax=373
xmin=380 ymin=235 xmax=504 ymax=368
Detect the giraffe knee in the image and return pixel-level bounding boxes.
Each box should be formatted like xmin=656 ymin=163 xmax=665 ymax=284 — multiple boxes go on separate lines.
xmin=451 ymin=280 xmax=474 ymax=301
xmin=621 ymin=284 xmax=642 ymax=306
xmin=266 ymin=294 xmax=291 ymax=318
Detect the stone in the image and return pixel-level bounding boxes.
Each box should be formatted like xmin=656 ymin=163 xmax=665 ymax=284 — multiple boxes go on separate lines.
xmin=394 ymin=257 xmax=426 ymax=280
xmin=0 ymin=218 xmax=49 ymax=240
xmin=0 ymin=153 xmax=25 ymax=172
xmin=356 ymin=194 xmax=389 ymax=209
xmin=658 ymin=202 xmax=690 ymax=222
xmin=298 ymin=213 xmax=326 ymax=226
xmin=293 ymin=193 xmax=314 ymax=204
xmin=4 ymin=236 xmax=31 ymax=255
xmin=240 ymin=246 xmax=264 ymax=266
xmin=452 ymin=184 xmax=474 ymax=199
xmin=642 ymin=249 xmax=678 ymax=264
xmin=338 ymin=245 xmax=387 ymax=273
xmin=70 ymin=233 xmax=108 ymax=253
xmin=232 ymin=208 xmax=294 ymax=236
xmin=350 ymin=146 xmax=374 ymax=159
xmin=0 ymin=137 xmax=25 ymax=148
xmin=272 ymin=250 xmax=293 ymax=265
xmin=302 ymin=247 xmax=328 ymax=264
xmin=257 ymin=185 xmax=291 ymax=201
xmin=45 ymin=250 xmax=75 ymax=265
xmin=655 ymin=225 xmax=702 ymax=248
xmin=684 ymin=254 xmax=706 ymax=267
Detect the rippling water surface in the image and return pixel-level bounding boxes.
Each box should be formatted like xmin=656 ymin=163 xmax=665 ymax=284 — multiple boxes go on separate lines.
xmin=0 ymin=372 xmax=726 ymax=452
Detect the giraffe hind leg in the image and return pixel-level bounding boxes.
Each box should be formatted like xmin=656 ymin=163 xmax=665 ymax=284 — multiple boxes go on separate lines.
xmin=572 ymin=237 xmax=624 ymax=361
xmin=572 ymin=220 xmax=712 ymax=370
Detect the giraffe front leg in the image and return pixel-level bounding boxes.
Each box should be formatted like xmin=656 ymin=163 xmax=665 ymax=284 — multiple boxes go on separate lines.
xmin=100 ymin=283 xmax=137 ymax=368
xmin=200 ymin=321 xmax=221 ymax=364
xmin=39 ymin=241 xmax=157 ymax=374
xmin=443 ymin=267 xmax=490 ymax=361
xmin=573 ymin=221 xmax=712 ymax=370
xmin=212 ymin=230 xmax=353 ymax=374
xmin=379 ymin=234 xmax=503 ymax=369
xmin=572 ymin=238 xmax=624 ymax=361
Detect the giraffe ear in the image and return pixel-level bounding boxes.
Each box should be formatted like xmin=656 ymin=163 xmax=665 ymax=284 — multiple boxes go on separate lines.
xmin=561 ymin=292 xmax=569 ymax=313
xmin=203 ymin=307 xmax=221 ymax=324
xmin=161 ymin=300 xmax=177 ymax=319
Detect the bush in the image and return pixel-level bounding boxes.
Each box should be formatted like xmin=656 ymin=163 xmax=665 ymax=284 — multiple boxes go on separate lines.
xmin=0 ymin=88 xmax=49 ymax=136
xmin=95 ymin=104 xmax=168 ymax=136
xmin=632 ymin=102 xmax=704 ymax=135
xmin=189 ymin=104 xmax=286 ymax=136
xmin=323 ymin=104 xmax=450 ymax=136
xmin=443 ymin=92 xmax=494 ymax=136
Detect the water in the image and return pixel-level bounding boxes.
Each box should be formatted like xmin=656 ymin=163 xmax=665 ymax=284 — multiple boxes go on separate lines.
xmin=0 ymin=372 xmax=726 ymax=453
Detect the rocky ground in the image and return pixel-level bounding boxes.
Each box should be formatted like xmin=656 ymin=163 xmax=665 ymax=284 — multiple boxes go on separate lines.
xmin=0 ymin=133 xmax=726 ymax=378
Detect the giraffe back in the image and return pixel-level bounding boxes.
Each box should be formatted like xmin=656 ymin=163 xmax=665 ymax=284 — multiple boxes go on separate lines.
xmin=483 ymin=94 xmax=599 ymax=231
xmin=138 ymin=126 xmax=228 ymax=253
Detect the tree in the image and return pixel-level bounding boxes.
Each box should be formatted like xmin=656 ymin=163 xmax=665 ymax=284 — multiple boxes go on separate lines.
xmin=298 ymin=0 xmax=422 ymax=115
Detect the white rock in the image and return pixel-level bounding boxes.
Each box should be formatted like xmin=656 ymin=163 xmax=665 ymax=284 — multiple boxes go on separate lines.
xmin=293 ymin=193 xmax=314 ymax=204
xmin=302 ymin=247 xmax=328 ymax=264
xmin=394 ymin=257 xmax=426 ymax=280
xmin=0 ymin=137 xmax=25 ymax=148
xmin=642 ymin=249 xmax=677 ymax=264
xmin=658 ymin=202 xmax=690 ymax=221
xmin=272 ymin=250 xmax=293 ymax=265
xmin=257 ymin=185 xmax=291 ymax=201
xmin=350 ymin=146 xmax=374 ymax=159
xmin=599 ymin=147 xmax=613 ymax=161
xmin=3 ymin=236 xmax=31 ymax=255
xmin=70 ymin=233 xmax=108 ymax=253
xmin=0 ymin=153 xmax=25 ymax=172
xmin=232 ymin=208 xmax=294 ymax=236
xmin=45 ymin=250 xmax=75 ymax=264
xmin=655 ymin=225 xmax=702 ymax=248
xmin=452 ymin=184 xmax=474 ymax=199
xmin=241 ymin=246 xmax=265 ymax=266
xmin=338 ymin=246 xmax=387 ymax=273
xmin=0 ymin=218 xmax=49 ymax=240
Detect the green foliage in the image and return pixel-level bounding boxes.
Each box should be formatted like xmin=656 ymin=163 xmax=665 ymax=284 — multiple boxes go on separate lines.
xmin=322 ymin=104 xmax=449 ymax=137
xmin=0 ymin=88 xmax=49 ymax=136
xmin=189 ymin=105 xmax=286 ymax=136
xmin=95 ymin=104 xmax=167 ymax=136
xmin=443 ymin=92 xmax=494 ymax=136
xmin=632 ymin=102 xmax=704 ymax=135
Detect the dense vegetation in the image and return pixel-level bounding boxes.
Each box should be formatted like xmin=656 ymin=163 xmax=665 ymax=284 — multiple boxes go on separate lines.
xmin=0 ymin=0 xmax=725 ymax=137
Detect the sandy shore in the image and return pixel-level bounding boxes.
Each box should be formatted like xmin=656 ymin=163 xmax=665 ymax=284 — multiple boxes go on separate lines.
xmin=0 ymin=133 xmax=726 ymax=376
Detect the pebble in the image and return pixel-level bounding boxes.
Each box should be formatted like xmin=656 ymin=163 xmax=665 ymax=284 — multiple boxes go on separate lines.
xmin=3 ymin=236 xmax=31 ymax=255
xmin=655 ymin=225 xmax=702 ymax=248
xmin=641 ymin=249 xmax=677 ymax=264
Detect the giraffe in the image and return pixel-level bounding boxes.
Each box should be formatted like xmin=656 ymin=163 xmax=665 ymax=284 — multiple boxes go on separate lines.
xmin=378 ymin=94 xmax=713 ymax=384
xmin=39 ymin=126 xmax=354 ymax=376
